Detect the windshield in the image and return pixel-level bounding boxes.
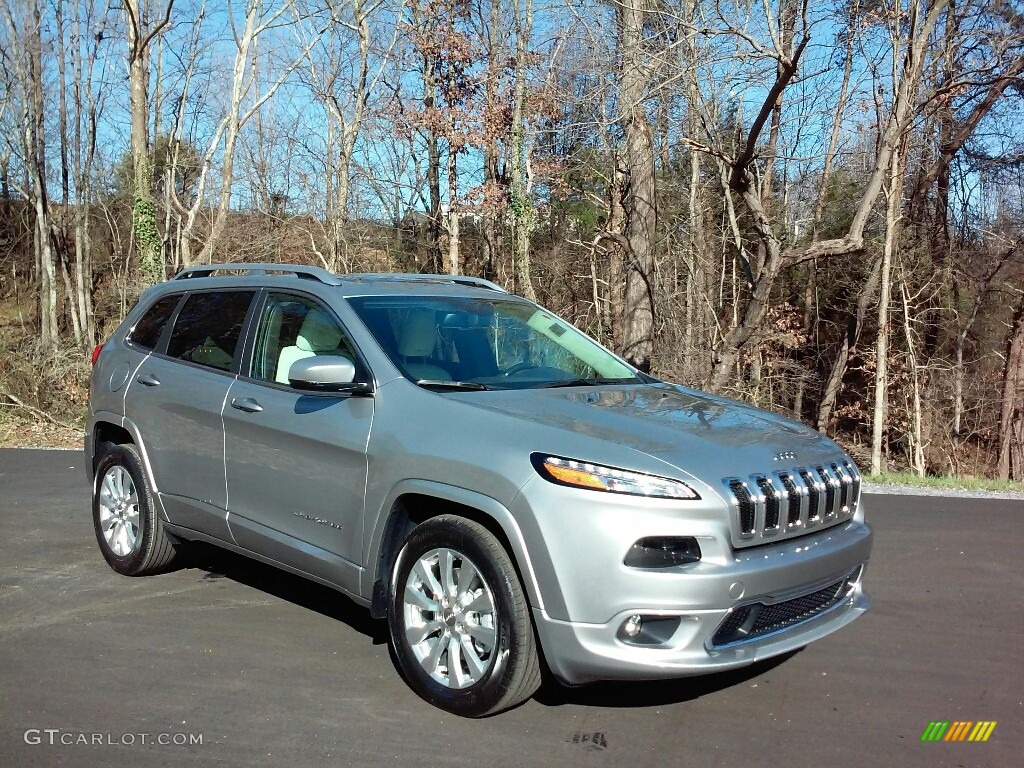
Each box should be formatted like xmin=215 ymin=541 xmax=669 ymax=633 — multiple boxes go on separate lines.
xmin=346 ymin=295 xmax=640 ymax=390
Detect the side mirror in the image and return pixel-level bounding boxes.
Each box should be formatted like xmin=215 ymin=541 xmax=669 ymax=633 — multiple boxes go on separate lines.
xmin=288 ymin=355 xmax=369 ymax=393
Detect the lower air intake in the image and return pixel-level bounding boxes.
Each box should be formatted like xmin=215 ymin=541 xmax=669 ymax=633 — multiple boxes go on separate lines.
xmin=710 ymin=568 xmax=861 ymax=648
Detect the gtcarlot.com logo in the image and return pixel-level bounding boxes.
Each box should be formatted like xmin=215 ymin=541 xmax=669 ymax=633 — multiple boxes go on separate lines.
xmin=24 ymin=729 xmax=203 ymax=746
xmin=921 ymin=721 xmax=997 ymax=742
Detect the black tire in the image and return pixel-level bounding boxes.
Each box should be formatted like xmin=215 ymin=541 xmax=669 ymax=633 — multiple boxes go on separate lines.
xmin=92 ymin=444 xmax=178 ymax=576
xmin=388 ymin=515 xmax=541 ymax=717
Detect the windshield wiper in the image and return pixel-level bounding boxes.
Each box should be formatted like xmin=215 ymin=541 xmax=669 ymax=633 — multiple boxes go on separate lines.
xmin=416 ymin=379 xmax=490 ymax=391
xmin=538 ymin=377 xmax=636 ymax=388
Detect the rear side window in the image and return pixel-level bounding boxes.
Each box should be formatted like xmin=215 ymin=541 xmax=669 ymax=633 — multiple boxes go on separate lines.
xmin=166 ymin=291 xmax=255 ymax=372
xmin=128 ymin=294 xmax=182 ymax=351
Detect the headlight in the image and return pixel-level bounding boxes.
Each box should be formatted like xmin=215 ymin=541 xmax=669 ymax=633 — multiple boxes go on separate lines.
xmin=531 ymin=454 xmax=699 ymax=500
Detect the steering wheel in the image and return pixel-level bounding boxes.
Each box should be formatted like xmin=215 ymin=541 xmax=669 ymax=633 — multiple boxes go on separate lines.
xmin=503 ymin=362 xmax=540 ymax=377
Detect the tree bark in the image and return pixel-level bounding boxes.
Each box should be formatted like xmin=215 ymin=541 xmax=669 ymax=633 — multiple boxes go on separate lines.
xmin=998 ymin=299 xmax=1024 ymax=481
xmin=481 ymin=0 xmax=502 ymax=281
xmin=816 ymin=255 xmax=882 ymax=431
xmin=17 ymin=0 xmax=59 ymax=348
xmin=124 ymin=0 xmax=173 ymax=287
xmin=870 ymin=136 xmax=906 ymax=475
xmin=617 ymin=0 xmax=656 ymax=372
xmin=509 ymin=0 xmax=536 ymax=300
xmin=446 ymin=147 xmax=460 ymax=275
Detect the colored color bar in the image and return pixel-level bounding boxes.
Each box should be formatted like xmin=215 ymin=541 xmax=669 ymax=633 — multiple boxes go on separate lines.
xmin=922 ymin=720 xmax=996 ymax=743
xmin=976 ymin=721 xmax=997 ymax=742
xmin=921 ymin=722 xmax=949 ymax=742
xmin=945 ymin=722 xmax=972 ymax=741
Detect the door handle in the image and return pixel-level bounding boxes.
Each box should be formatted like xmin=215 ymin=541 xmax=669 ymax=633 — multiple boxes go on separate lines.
xmin=230 ymin=397 xmax=263 ymax=413
xmin=136 ymin=373 xmax=160 ymax=387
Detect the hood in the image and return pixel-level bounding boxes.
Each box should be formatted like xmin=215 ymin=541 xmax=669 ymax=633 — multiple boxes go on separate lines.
xmin=449 ymin=382 xmax=847 ymax=481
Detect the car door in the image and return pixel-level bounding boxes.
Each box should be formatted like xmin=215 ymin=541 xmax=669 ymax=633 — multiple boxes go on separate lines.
xmin=223 ymin=291 xmax=373 ymax=595
xmin=124 ymin=289 xmax=257 ymax=541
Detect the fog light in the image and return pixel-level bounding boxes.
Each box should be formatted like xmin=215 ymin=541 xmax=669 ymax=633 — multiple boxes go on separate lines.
xmin=617 ymin=614 xmax=682 ymax=645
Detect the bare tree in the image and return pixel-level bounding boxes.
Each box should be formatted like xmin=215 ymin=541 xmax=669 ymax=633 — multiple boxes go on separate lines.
xmin=178 ymin=0 xmax=317 ymax=267
xmin=123 ymin=0 xmax=175 ymax=287
xmin=1 ymin=0 xmax=58 ymax=347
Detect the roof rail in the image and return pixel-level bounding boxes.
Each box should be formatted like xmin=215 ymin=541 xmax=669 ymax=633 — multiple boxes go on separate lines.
xmin=172 ymin=263 xmax=344 ymax=286
xmin=345 ymin=273 xmax=507 ymax=293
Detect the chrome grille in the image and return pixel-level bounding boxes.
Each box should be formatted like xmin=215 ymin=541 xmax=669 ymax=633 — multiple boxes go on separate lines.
xmin=723 ymin=460 xmax=861 ymax=548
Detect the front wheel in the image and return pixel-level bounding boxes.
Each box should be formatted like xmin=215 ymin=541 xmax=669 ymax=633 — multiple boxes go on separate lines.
xmin=92 ymin=444 xmax=179 ymax=576
xmin=387 ymin=515 xmax=541 ymax=716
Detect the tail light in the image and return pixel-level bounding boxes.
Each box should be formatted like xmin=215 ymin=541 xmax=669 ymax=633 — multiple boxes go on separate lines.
xmin=91 ymin=343 xmax=104 ymax=366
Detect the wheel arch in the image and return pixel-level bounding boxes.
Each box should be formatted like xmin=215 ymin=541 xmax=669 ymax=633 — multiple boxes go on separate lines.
xmin=365 ymin=481 xmax=545 ymax=619
xmin=90 ymin=416 xmax=163 ymax=504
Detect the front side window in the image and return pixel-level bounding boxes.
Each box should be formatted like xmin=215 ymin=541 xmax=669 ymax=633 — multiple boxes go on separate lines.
xmin=128 ymin=294 xmax=182 ymax=351
xmin=346 ymin=295 xmax=638 ymax=389
xmin=250 ymin=293 xmax=358 ymax=385
xmin=166 ymin=291 xmax=255 ymax=372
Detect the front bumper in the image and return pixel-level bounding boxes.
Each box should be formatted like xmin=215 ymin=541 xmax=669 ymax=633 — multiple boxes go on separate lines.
xmin=533 ymin=559 xmax=870 ymax=684
xmin=517 ymin=471 xmax=874 ymax=683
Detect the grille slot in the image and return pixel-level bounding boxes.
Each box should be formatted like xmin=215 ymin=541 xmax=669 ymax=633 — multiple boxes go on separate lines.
xmin=817 ymin=464 xmax=837 ymax=516
xmin=729 ymin=479 xmax=756 ymax=535
xmin=710 ymin=568 xmax=860 ymax=647
xmin=844 ymin=460 xmax=861 ymax=508
xmin=756 ymin=476 xmax=781 ymax=530
xmin=832 ymin=462 xmax=850 ymax=511
xmin=778 ymin=472 xmax=801 ymax=526
xmin=724 ymin=459 xmax=859 ymax=547
xmin=798 ymin=468 xmax=820 ymax=521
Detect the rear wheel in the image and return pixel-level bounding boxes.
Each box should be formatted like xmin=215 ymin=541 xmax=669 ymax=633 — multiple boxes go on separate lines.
xmin=92 ymin=444 xmax=178 ymax=576
xmin=388 ymin=515 xmax=541 ymax=717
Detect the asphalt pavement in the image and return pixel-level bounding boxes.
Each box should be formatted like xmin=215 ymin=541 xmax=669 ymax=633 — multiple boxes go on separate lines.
xmin=0 ymin=448 xmax=1021 ymax=767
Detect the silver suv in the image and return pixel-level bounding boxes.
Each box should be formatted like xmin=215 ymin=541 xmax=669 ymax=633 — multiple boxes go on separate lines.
xmin=86 ymin=263 xmax=873 ymax=716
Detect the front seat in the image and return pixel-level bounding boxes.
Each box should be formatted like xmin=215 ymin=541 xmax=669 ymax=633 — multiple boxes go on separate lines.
xmin=397 ymin=309 xmax=450 ymax=381
xmin=276 ymin=308 xmax=344 ymax=384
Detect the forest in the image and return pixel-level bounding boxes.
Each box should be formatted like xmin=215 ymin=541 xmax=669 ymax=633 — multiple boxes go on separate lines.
xmin=0 ymin=0 xmax=1022 ymax=480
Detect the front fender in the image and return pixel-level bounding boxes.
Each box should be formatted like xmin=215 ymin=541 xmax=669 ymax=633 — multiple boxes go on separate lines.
xmin=362 ymin=479 xmax=545 ymax=611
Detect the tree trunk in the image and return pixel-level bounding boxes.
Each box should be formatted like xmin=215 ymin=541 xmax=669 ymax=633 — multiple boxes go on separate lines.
xmin=900 ymin=278 xmax=925 ymax=476
xmin=682 ymin=0 xmax=712 ymax=384
xmin=509 ymin=0 xmax=536 ymax=300
xmin=446 ymin=148 xmax=460 ymax=275
xmin=125 ymin=0 xmax=165 ymax=287
xmin=816 ymin=255 xmax=882 ymax=431
xmin=421 ymin=29 xmax=443 ymax=274
xmin=481 ymin=0 xmax=502 ymax=282
xmin=870 ymin=146 xmax=903 ymax=475
xmin=22 ymin=0 xmax=58 ymax=348
xmin=607 ymin=156 xmax=626 ymax=351
xmin=998 ymin=299 xmax=1024 ymax=481
xmin=617 ymin=0 xmax=656 ymax=372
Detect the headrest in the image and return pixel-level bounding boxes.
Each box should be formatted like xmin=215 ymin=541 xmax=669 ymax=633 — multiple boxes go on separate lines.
xmin=397 ymin=309 xmax=438 ymax=357
xmin=297 ymin=308 xmax=343 ymax=352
